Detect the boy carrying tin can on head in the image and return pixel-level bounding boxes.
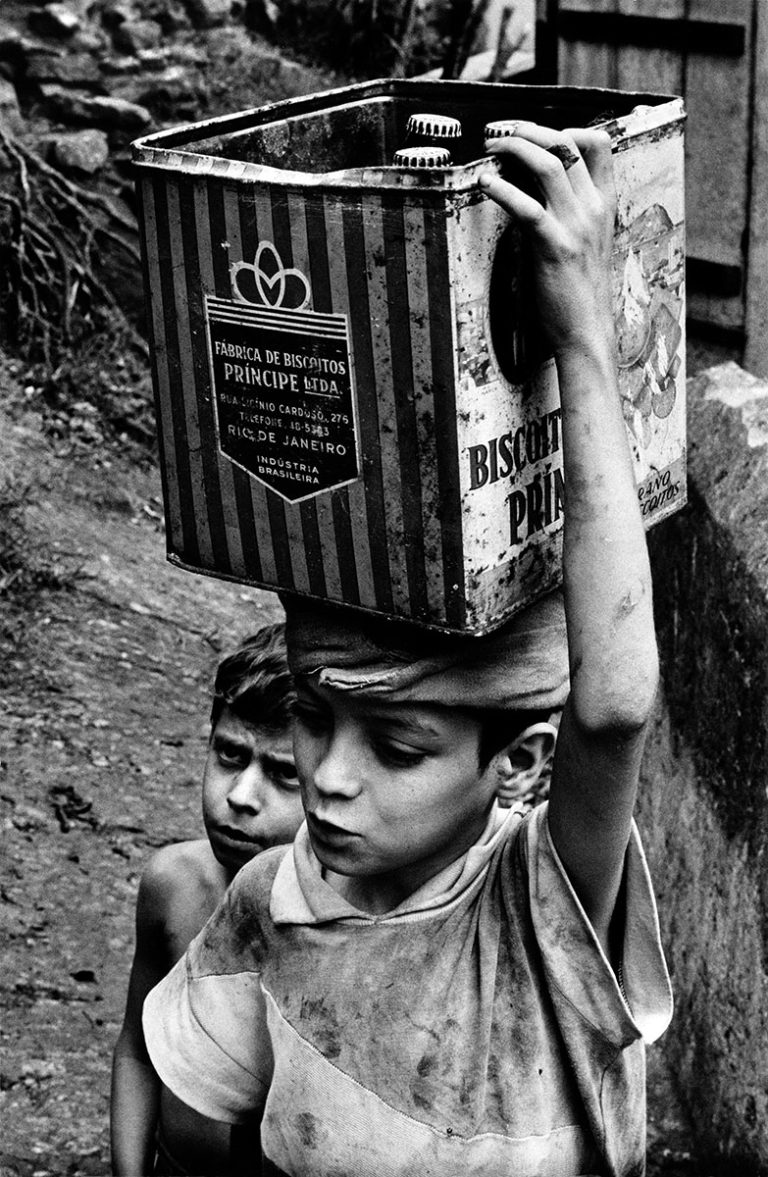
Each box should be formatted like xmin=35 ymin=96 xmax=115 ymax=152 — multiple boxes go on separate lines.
xmin=110 ymin=622 xmax=303 ymax=1177
xmin=141 ymin=123 xmax=672 ymax=1176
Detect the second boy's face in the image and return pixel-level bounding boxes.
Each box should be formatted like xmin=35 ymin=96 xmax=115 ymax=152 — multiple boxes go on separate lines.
xmin=293 ymin=677 xmax=500 ymax=907
xmin=202 ymin=705 xmax=303 ymax=875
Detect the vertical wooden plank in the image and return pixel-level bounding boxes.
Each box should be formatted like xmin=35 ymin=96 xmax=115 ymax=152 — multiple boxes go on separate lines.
xmin=557 ymin=0 xmax=753 ymax=332
xmin=685 ymin=0 xmax=752 ymax=330
xmin=684 ymin=0 xmax=752 ymax=263
xmin=558 ymin=0 xmax=618 ymax=89
xmin=615 ymin=0 xmax=684 ymax=96
xmin=744 ymin=0 xmax=768 ymax=375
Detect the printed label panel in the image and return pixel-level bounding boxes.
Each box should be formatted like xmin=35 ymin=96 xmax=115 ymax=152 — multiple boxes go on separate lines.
xmin=207 ymin=297 xmax=359 ymax=503
xmin=458 ymin=361 xmax=565 ymax=572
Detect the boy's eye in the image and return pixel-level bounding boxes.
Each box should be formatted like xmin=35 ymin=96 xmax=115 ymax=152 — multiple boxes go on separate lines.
xmin=291 ymin=700 xmax=331 ymax=734
xmin=268 ymin=759 xmax=301 ymax=791
xmin=216 ymin=743 xmax=248 ymax=768
xmin=372 ymin=740 xmax=428 ymax=769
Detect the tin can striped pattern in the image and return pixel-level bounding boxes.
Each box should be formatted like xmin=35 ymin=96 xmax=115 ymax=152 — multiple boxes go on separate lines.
xmin=138 ymin=170 xmax=469 ymax=629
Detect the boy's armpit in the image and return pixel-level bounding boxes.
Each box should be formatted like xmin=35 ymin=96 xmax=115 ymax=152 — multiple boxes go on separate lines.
xmin=526 ymin=805 xmax=672 ymax=1048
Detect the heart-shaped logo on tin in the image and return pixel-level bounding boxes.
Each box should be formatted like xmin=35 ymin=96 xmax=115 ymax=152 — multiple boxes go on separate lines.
xmin=229 ymin=241 xmax=311 ymax=310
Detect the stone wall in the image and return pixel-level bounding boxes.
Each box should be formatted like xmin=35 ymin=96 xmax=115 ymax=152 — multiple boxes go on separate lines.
xmin=639 ymin=362 xmax=768 ymax=1172
xmin=0 ymin=2 xmax=337 ymax=336
xmin=0 ymin=2 xmax=334 ymax=191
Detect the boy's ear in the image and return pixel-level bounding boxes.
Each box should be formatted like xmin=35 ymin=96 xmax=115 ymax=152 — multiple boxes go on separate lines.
xmin=495 ymin=722 xmax=557 ymax=809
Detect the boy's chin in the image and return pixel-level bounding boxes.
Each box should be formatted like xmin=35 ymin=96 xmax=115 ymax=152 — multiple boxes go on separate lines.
xmin=215 ymin=851 xmax=252 ymax=875
xmin=308 ymin=837 xmax=360 ymax=876
xmin=210 ymin=838 xmax=262 ymax=874
xmin=307 ymin=832 xmax=383 ymax=881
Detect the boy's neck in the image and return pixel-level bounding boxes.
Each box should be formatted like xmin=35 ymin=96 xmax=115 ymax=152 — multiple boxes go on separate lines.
xmin=322 ymin=867 xmax=430 ymax=915
xmin=321 ymin=804 xmax=501 ymax=915
xmin=204 ymin=843 xmax=240 ymax=890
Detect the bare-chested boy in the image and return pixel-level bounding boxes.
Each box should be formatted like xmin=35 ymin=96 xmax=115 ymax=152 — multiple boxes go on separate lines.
xmin=110 ymin=622 xmax=302 ymax=1176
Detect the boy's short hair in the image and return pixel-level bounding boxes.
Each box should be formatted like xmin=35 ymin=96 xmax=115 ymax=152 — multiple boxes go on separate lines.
xmin=210 ymin=622 xmax=294 ymax=733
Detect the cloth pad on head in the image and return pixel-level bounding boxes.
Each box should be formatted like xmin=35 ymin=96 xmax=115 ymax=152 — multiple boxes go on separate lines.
xmin=282 ymin=592 xmax=569 ymax=712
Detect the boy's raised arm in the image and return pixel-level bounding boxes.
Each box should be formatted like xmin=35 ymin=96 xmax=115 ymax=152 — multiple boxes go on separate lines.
xmin=480 ymin=126 xmax=659 ymax=955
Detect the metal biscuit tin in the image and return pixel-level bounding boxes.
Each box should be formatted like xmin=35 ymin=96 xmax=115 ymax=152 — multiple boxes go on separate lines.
xmin=132 ymin=78 xmax=686 ymax=634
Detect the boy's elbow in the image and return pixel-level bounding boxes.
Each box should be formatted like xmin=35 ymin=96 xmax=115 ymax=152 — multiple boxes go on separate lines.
xmin=573 ymin=647 xmax=659 ymax=737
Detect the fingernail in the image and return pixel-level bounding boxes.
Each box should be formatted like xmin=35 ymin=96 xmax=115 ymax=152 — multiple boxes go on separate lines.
xmin=478 ymin=171 xmax=493 ymax=189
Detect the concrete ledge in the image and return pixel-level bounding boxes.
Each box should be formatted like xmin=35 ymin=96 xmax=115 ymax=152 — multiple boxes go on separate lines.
xmin=639 ymin=362 xmax=768 ymax=1170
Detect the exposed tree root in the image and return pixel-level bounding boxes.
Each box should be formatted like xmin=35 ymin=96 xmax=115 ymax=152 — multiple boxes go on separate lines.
xmin=0 ymin=128 xmax=146 ymax=369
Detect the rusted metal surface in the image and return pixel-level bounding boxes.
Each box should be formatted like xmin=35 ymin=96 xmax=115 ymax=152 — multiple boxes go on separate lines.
xmin=132 ymin=78 xmax=686 ymax=634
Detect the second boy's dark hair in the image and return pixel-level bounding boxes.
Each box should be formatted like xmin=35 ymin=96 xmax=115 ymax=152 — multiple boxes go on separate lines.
xmin=210 ymin=622 xmax=294 ymax=733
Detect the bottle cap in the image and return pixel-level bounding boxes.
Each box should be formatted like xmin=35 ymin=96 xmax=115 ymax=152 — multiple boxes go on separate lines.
xmin=484 ymin=120 xmax=520 ymax=140
xmin=405 ymin=114 xmax=461 ymax=141
xmin=392 ymin=146 xmax=451 ymax=169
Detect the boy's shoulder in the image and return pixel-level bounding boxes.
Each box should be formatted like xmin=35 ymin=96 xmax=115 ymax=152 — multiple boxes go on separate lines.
xmin=138 ymin=839 xmax=228 ymax=950
xmin=142 ymin=838 xmax=221 ymax=892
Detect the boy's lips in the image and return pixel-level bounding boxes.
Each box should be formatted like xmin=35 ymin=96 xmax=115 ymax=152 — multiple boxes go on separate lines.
xmin=306 ymin=813 xmax=358 ymax=841
xmin=212 ymin=824 xmax=262 ymax=846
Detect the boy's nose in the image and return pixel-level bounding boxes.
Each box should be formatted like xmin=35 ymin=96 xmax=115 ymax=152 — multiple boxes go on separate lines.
xmin=311 ymin=731 xmax=362 ymax=800
xmin=226 ymin=765 xmax=264 ymax=813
